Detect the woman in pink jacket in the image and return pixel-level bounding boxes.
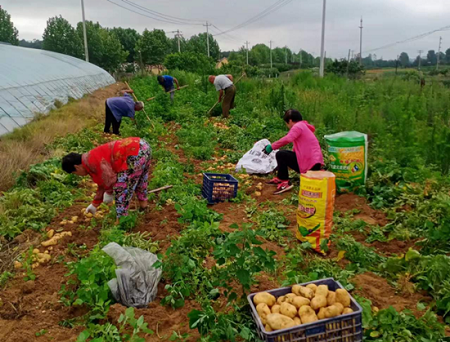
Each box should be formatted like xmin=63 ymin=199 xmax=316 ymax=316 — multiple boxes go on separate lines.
xmin=264 ymin=109 xmax=324 ymax=194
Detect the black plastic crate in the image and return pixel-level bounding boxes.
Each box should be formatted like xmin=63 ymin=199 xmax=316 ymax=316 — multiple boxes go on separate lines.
xmin=248 ymin=278 xmax=363 ymax=342
xmin=201 ymin=173 xmax=238 ymax=204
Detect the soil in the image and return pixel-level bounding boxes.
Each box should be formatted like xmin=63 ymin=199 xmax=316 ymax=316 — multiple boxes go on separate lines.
xmin=335 ymin=193 xmax=388 ymax=226
xmin=351 ymin=272 xmax=430 ymax=317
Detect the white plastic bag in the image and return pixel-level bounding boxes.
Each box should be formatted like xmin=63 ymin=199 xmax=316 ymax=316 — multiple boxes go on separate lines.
xmin=235 ymin=139 xmax=278 ymax=174
xmin=102 ymin=242 xmax=162 ymax=308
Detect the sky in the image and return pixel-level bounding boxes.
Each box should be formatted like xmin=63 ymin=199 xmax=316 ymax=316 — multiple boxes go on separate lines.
xmin=3 ymin=0 xmax=450 ymax=60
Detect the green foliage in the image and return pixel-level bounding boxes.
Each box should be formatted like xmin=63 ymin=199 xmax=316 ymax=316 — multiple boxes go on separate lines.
xmin=335 ymin=235 xmax=386 ymax=270
xmin=0 ymin=271 xmax=13 ymax=287
xmin=135 ymin=29 xmax=170 ymax=65
xmin=326 ymin=59 xmax=365 ymax=79
xmin=185 ymin=33 xmax=220 ymax=60
xmin=177 ymin=122 xmax=217 ymax=160
xmin=164 ymin=52 xmax=215 ymax=74
xmin=43 ymin=16 xmax=83 ymax=58
xmin=0 ymin=7 xmax=19 ymax=45
xmin=109 ymin=27 xmax=141 ymax=63
xmin=253 ymin=207 xmax=290 ymax=244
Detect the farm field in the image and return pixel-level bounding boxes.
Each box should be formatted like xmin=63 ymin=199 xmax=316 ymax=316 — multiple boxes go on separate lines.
xmin=1 ymin=71 xmax=450 ymax=342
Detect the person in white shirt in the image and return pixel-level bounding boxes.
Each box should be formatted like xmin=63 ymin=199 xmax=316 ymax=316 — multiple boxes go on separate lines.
xmin=208 ymin=74 xmax=236 ymax=118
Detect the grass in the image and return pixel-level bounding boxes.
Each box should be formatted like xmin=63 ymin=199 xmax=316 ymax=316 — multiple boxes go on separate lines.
xmin=0 ymin=83 xmax=123 ymax=191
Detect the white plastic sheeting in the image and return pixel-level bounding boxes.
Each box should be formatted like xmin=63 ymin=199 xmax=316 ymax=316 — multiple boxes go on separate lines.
xmin=0 ymin=44 xmax=115 ymax=136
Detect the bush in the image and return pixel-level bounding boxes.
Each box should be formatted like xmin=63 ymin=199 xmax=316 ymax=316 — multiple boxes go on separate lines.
xmin=164 ymin=52 xmax=215 ymax=74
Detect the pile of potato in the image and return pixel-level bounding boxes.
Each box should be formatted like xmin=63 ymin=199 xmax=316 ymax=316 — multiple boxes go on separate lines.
xmin=211 ymin=182 xmax=235 ymax=201
xmin=253 ymin=284 xmax=354 ymax=332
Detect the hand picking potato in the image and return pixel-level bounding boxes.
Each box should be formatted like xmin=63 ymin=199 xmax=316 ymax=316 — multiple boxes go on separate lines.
xmin=266 ymin=313 xmax=296 ymax=331
xmin=306 ymin=283 xmax=318 ymax=293
xmin=343 ymin=308 xmax=354 ymax=314
xmin=256 ymin=303 xmax=271 ymax=324
xmin=271 ymin=304 xmax=281 ymax=314
xmin=280 ymin=302 xmax=297 ymax=319
xmin=327 ymin=291 xmax=336 ymax=306
xmin=315 ymin=285 xmax=329 ymax=298
xmin=298 ymin=286 xmax=314 ymax=299
xmin=293 ymin=317 xmax=302 ymax=325
xmin=324 ymin=305 xmax=341 ymax=318
xmin=335 ymin=289 xmax=351 ymax=307
xmin=291 ymin=296 xmax=310 ymax=309
xmin=310 ymin=295 xmax=327 ymax=311
xmin=333 ymin=302 xmax=344 ymax=314
xmin=299 ymin=305 xmax=318 ymax=324
xmin=254 ymin=292 xmax=276 ymax=307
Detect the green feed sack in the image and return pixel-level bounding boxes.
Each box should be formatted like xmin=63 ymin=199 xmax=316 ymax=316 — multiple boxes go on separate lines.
xmin=324 ymin=131 xmax=368 ymax=192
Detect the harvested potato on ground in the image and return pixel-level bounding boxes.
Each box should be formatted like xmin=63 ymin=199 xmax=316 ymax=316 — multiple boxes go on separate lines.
xmin=256 ymin=303 xmax=271 ymax=324
xmin=336 ymin=289 xmax=351 ymax=307
xmin=315 ymin=285 xmax=329 ymax=298
xmin=47 ymin=229 xmax=55 ymax=239
xmin=280 ymin=302 xmax=297 ymax=319
xmin=293 ymin=317 xmax=302 ymax=325
xmin=327 ymin=291 xmax=336 ymax=306
xmin=254 ymin=292 xmax=276 ymax=307
xmin=334 ymin=302 xmax=344 ymax=314
xmin=32 ymin=249 xmax=40 ymax=254
xmin=71 ymin=216 xmax=78 ymax=223
xmin=306 ymin=283 xmax=318 ymax=293
xmin=265 ymin=324 xmax=273 ymax=332
xmin=311 ymin=295 xmax=327 ymax=311
xmin=271 ymin=304 xmax=281 ymax=314
xmin=291 ymin=296 xmax=310 ymax=309
xmin=343 ymin=308 xmax=354 ymax=314
xmin=324 ymin=305 xmax=341 ymax=318
xmin=14 ymin=261 xmax=22 ymax=269
xmin=266 ymin=313 xmax=296 ymax=331
xmin=317 ymin=307 xmax=326 ymax=320
xmin=298 ymin=286 xmax=314 ymax=299
xmin=299 ymin=305 xmax=318 ymax=324
xmin=36 ymin=253 xmax=51 ymax=264
xmin=277 ymin=295 xmax=288 ymax=305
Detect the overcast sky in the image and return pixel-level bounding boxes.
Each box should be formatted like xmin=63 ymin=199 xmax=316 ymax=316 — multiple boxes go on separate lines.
xmin=4 ymin=0 xmax=450 ymax=60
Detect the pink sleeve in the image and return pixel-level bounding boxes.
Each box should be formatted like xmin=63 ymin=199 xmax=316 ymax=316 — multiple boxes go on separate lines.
xmin=272 ymin=126 xmax=302 ymax=150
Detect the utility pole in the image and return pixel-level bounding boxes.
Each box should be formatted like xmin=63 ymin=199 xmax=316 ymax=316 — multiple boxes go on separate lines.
xmin=359 ymin=17 xmax=363 ymax=66
xmin=319 ymin=0 xmax=327 ymax=77
xmin=285 ymin=46 xmax=288 ymax=64
xmin=176 ymin=30 xmax=181 ymax=53
xmin=395 ymin=54 xmax=399 ymax=74
xmin=204 ymin=21 xmax=211 ymax=57
xmin=436 ymin=36 xmax=442 ymax=70
xmin=245 ymin=41 xmax=249 ymax=65
xmin=270 ymin=40 xmax=273 ymax=69
xmin=80 ymin=0 xmax=89 ymax=62
xmin=418 ymin=50 xmax=423 ymax=70
xmin=346 ymin=48 xmax=351 ymax=78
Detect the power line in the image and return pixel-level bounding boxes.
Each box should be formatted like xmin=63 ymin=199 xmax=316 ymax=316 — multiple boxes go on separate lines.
xmin=365 ymin=24 xmax=450 ymax=53
xmin=213 ymin=0 xmax=294 ymax=36
xmin=210 ymin=24 xmax=241 ymax=43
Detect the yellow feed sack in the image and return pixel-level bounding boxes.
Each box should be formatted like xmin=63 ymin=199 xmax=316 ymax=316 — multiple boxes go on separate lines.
xmin=296 ymin=171 xmax=336 ymax=254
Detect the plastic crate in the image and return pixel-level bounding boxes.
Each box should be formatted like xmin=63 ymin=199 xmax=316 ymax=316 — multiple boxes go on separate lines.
xmin=201 ymin=173 xmax=238 ymax=204
xmin=248 ymin=278 xmax=363 ymax=342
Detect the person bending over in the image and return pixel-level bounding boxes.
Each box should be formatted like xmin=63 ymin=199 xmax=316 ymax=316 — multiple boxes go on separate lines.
xmin=208 ymin=74 xmax=235 ymax=118
xmin=62 ymin=137 xmax=152 ymax=221
xmin=264 ymin=109 xmax=324 ymax=194
xmin=157 ymin=75 xmax=180 ymax=102
xmin=104 ymin=90 xmax=144 ymax=135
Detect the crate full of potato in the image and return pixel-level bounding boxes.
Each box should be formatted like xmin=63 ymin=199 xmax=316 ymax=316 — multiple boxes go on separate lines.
xmin=248 ymin=278 xmax=363 ymax=342
xmin=201 ymin=173 xmax=238 ymax=204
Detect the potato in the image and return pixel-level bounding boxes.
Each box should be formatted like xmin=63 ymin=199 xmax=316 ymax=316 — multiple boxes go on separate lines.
xmin=32 ymin=249 xmax=40 ymax=254
xmin=315 ymin=285 xmax=329 ymax=298
xmin=265 ymin=324 xmax=273 ymax=332
xmin=334 ymin=302 xmax=344 ymax=314
xmin=14 ymin=261 xmax=22 ymax=269
xmin=306 ymin=283 xmax=318 ymax=293
xmin=299 ymin=305 xmax=318 ymax=324
xmin=293 ymin=317 xmax=302 ymax=325
xmin=327 ymin=291 xmax=336 ymax=306
xmin=343 ymin=308 xmax=354 ymax=314
xmin=335 ymin=289 xmax=351 ymax=307
xmin=277 ymin=295 xmax=288 ymax=305
xmin=47 ymin=229 xmax=55 ymax=239
xmin=270 ymin=304 xmax=280 ymax=314
xmin=266 ymin=313 xmax=296 ymax=331
xmin=310 ymin=295 xmax=327 ymax=311
xmin=280 ymin=302 xmax=297 ymax=319
xmin=292 ymin=285 xmax=302 ymax=296
xmin=298 ymin=286 xmax=314 ymax=299
xmin=317 ymin=307 xmax=326 ymax=320
xmin=324 ymin=305 xmax=341 ymax=318
xmin=291 ymin=296 xmax=310 ymax=309
xmin=286 ymin=293 xmax=296 ymax=299
xmin=256 ymin=303 xmax=271 ymax=324
xmin=254 ymin=292 xmax=276 ymax=307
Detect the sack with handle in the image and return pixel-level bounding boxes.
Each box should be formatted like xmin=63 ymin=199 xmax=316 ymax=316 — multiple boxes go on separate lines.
xmin=235 ymin=139 xmax=278 ymax=174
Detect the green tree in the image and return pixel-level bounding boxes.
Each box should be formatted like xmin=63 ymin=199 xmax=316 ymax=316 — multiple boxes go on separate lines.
xmin=42 ymin=16 xmax=82 ymax=58
xmin=185 ymin=33 xmax=220 ymax=60
xmin=110 ymin=27 xmax=140 ymax=63
xmin=446 ymin=48 xmax=450 ymax=64
xmin=427 ymin=50 xmax=437 ymax=65
xmin=164 ymin=52 xmax=214 ymax=74
xmin=19 ymin=39 xmax=42 ymax=49
xmin=250 ymin=44 xmax=270 ymax=65
xmin=169 ymin=36 xmax=187 ymax=54
xmin=76 ymin=21 xmax=103 ymax=64
xmin=0 ymin=7 xmax=19 ymax=45
xmin=135 ymin=29 xmax=170 ymax=65
xmin=400 ymin=52 xmax=410 ymax=68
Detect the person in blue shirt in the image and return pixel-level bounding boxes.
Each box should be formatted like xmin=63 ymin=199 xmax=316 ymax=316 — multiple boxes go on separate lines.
xmin=104 ymin=90 xmax=144 ymax=135
xmin=157 ymin=75 xmax=180 ymax=102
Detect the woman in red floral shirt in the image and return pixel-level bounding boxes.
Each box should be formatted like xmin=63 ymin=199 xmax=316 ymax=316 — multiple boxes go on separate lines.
xmin=62 ymin=137 xmax=151 ymax=219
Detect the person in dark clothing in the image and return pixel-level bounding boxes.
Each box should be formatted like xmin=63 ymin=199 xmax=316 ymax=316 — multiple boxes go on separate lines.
xmin=157 ymin=75 xmax=180 ymax=102
xmin=104 ymin=90 xmax=144 ymax=135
